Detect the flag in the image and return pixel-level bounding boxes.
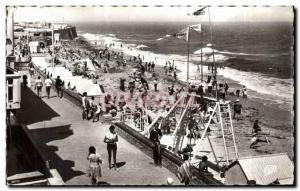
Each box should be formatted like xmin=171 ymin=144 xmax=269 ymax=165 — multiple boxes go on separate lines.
xmin=190 ymin=24 xmax=202 ymax=33
xmin=192 ymin=6 xmax=207 ymax=16
xmin=172 ymin=27 xmax=189 ymax=42
xmin=172 ymin=24 xmax=202 ymax=42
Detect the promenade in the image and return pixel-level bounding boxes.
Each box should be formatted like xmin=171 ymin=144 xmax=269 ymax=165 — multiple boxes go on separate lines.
xmin=16 ymin=71 xmax=181 ymax=185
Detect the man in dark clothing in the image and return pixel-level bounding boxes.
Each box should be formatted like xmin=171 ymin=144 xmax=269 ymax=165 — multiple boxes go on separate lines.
xmin=55 ymin=76 xmax=63 ymax=98
xmin=252 ymin=120 xmax=262 ymax=134
xmin=148 ymin=62 xmax=151 ymax=72
xmin=151 ymin=62 xmax=155 ymax=72
xmin=168 ymin=85 xmax=175 ymax=96
xmin=150 ymin=123 xmax=163 ymax=166
xmin=225 ymin=82 xmax=229 ymax=95
xmin=233 ymin=99 xmax=242 ymax=120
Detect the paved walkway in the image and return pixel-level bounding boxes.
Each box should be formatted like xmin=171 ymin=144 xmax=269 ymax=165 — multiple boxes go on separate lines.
xmin=16 ymin=72 xmax=181 ymax=186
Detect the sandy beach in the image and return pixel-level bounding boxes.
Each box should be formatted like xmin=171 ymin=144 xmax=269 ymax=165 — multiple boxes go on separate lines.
xmin=53 ymin=35 xmax=294 ymax=161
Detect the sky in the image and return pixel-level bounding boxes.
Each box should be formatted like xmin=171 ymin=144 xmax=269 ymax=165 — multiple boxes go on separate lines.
xmin=9 ymin=6 xmax=294 ymax=23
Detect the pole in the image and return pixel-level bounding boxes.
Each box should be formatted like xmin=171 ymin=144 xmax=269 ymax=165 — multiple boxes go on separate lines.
xmin=187 ymin=26 xmax=190 ymax=82
xmin=52 ymin=23 xmax=55 ymax=76
xmin=201 ymin=29 xmax=203 ymax=82
xmin=207 ymin=7 xmax=218 ymax=99
xmin=11 ymin=9 xmax=14 ymax=55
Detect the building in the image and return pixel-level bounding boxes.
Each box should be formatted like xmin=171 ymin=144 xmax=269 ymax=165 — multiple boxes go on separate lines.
xmin=225 ymin=153 xmax=294 ymax=185
xmin=6 ymin=67 xmax=21 ymax=110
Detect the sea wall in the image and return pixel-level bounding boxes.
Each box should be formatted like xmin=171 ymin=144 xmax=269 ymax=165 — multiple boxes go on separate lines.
xmin=55 ymin=26 xmax=78 ymax=40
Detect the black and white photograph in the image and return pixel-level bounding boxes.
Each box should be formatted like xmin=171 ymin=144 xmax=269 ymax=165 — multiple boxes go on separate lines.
xmin=5 ymin=5 xmax=295 ymax=186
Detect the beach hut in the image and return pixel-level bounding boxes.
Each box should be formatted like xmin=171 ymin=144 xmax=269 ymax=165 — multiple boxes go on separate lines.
xmin=82 ymin=58 xmax=96 ymax=71
xmin=29 ymin=41 xmax=40 ymax=53
xmin=224 ymin=153 xmax=294 ymax=185
xmin=85 ymin=84 xmax=103 ymax=96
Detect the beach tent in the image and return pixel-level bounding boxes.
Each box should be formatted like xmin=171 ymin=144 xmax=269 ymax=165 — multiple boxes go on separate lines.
xmin=69 ymin=78 xmax=93 ymax=92
xmin=61 ymin=76 xmax=83 ymax=88
xmin=46 ymin=67 xmax=73 ymax=79
xmin=85 ymin=84 xmax=103 ymax=96
xmin=82 ymin=58 xmax=96 ymax=71
xmin=32 ymin=56 xmax=51 ymax=70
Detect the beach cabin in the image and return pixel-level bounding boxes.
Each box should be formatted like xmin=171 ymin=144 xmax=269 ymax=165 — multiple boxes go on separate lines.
xmin=54 ymin=33 xmax=60 ymax=44
xmin=29 ymin=41 xmax=40 ymax=53
xmin=6 ymin=67 xmax=21 ymax=110
xmin=225 ymin=153 xmax=294 ymax=185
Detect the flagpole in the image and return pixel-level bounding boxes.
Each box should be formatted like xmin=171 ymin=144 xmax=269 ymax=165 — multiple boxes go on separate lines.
xmin=201 ymin=28 xmax=203 ymax=82
xmin=52 ymin=23 xmax=55 ymax=76
xmin=187 ymin=26 xmax=190 ymax=82
xmin=207 ymin=7 xmax=217 ymax=99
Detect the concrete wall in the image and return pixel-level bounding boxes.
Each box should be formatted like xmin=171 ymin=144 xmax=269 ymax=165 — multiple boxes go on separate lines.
xmin=54 ymin=26 xmax=77 ymax=40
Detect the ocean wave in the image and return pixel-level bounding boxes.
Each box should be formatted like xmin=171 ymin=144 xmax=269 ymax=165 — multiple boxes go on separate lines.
xmin=218 ymin=67 xmax=294 ymax=102
xmin=136 ymin=44 xmax=149 ymax=50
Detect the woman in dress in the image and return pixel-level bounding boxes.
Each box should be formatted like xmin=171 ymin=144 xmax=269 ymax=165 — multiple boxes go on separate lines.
xmin=87 ymin=146 xmax=102 ymax=185
xmin=104 ymin=125 xmax=118 ymax=170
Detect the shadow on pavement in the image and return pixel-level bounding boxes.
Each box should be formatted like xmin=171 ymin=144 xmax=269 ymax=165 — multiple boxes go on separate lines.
xmin=115 ymin=161 xmax=126 ymax=168
xmin=16 ymin=87 xmax=60 ymax=125
xmin=29 ymin=124 xmax=85 ymax=182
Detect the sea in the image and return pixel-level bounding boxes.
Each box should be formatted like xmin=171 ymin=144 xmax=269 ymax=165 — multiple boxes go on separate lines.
xmin=73 ymin=21 xmax=294 ymax=111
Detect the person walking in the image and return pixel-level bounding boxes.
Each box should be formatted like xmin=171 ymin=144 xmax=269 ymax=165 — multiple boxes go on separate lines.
xmin=87 ymin=146 xmax=102 ymax=185
xmin=82 ymin=92 xmax=89 ymax=120
xmin=55 ymin=76 xmax=63 ymax=98
xmin=44 ymin=76 xmax=52 ymax=99
xmin=22 ymin=74 xmax=28 ymax=89
xmin=35 ymin=76 xmax=43 ymax=98
xmin=150 ymin=122 xmax=163 ymax=167
xmin=104 ymin=125 xmax=118 ymax=170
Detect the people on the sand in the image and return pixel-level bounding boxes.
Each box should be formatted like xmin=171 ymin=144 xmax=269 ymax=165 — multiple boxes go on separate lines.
xmin=104 ymin=125 xmax=118 ymax=170
xmin=44 ymin=76 xmax=52 ymax=99
xmin=236 ymin=89 xmax=240 ymax=97
xmin=55 ymin=76 xmax=63 ymax=98
xmin=242 ymin=85 xmax=247 ymax=98
xmin=252 ymin=119 xmax=262 ymax=134
xmin=168 ymin=85 xmax=175 ymax=96
xmin=150 ymin=122 xmax=163 ymax=167
xmin=87 ymin=146 xmax=102 ymax=185
xmin=233 ymin=99 xmax=242 ymax=120
xmin=153 ymin=78 xmax=159 ymax=92
xmin=35 ymin=76 xmax=43 ymax=98
xmin=225 ymin=82 xmax=229 ymax=95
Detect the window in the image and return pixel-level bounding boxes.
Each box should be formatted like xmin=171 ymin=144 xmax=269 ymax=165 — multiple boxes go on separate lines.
xmin=7 ymin=78 xmax=14 ymax=102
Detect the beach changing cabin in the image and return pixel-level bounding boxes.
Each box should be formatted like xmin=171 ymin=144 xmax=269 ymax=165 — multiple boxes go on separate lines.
xmin=29 ymin=41 xmax=40 ymax=53
xmin=225 ymin=153 xmax=294 ymax=185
